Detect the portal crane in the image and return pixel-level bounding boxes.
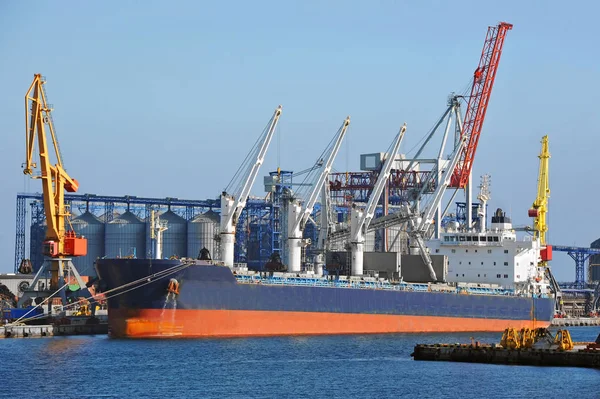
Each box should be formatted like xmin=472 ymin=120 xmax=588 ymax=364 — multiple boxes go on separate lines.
xmin=18 ymin=74 xmax=88 ymax=307
xmin=350 ymin=124 xmax=407 ymax=276
xmin=529 ymin=136 xmax=561 ymax=309
xmin=529 ymin=135 xmax=551 ymax=265
xmin=450 ymin=22 xmax=513 ymax=190
xmin=287 ymin=117 xmax=350 ymax=273
xmin=220 ymin=106 xmax=282 ymax=267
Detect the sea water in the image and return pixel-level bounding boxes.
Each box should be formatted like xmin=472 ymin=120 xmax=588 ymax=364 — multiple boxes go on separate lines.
xmin=1 ymin=327 xmax=598 ymax=398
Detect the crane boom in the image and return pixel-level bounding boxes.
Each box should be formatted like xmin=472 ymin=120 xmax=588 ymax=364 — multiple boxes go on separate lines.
xmin=292 ymin=117 xmax=350 ymax=233
xmin=349 ymin=124 xmax=407 ymax=276
xmin=352 ymin=124 xmax=407 ymax=240
xmin=529 ymin=135 xmax=551 ymax=264
xmin=451 ymin=22 xmax=513 ymax=188
xmin=223 ymin=105 xmax=282 ymax=227
xmin=406 ymin=135 xmax=468 ymax=281
xmin=287 ymin=117 xmax=350 ymax=272
xmin=220 ymin=105 xmax=282 ymax=266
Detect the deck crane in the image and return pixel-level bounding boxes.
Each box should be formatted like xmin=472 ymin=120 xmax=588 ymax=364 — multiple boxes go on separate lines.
xmin=350 ymin=124 xmax=407 ymax=276
xmin=18 ymin=74 xmax=88 ymax=307
xmin=287 ymin=117 xmax=350 ymax=273
xmin=403 ymin=135 xmax=468 ymax=281
xmin=326 ymin=97 xmax=464 ymax=244
xmin=314 ymin=183 xmax=335 ymax=274
xmin=529 ymin=135 xmax=551 ymax=265
xmin=450 ymin=22 xmax=512 ymax=224
xmin=220 ymin=106 xmax=282 ymax=267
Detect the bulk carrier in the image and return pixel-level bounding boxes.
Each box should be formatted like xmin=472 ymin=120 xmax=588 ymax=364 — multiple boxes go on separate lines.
xmin=94 ymin=22 xmax=558 ymax=338
xmin=95 ymin=209 xmax=555 ymax=338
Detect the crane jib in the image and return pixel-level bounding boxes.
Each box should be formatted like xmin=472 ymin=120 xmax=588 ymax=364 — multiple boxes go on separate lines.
xmin=451 ymin=22 xmax=513 ymax=189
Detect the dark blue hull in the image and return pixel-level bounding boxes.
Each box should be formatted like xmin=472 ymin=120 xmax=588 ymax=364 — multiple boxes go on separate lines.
xmin=96 ymin=259 xmax=555 ymax=337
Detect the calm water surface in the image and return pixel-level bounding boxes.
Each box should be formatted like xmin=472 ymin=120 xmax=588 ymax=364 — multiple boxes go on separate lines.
xmin=2 ymin=327 xmax=599 ymax=398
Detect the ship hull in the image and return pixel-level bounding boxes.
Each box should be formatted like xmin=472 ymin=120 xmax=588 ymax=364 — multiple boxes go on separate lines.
xmin=96 ymin=259 xmax=555 ymax=338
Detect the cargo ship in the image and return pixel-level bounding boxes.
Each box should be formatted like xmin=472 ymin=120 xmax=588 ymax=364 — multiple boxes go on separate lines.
xmin=95 ymin=209 xmax=555 ymax=338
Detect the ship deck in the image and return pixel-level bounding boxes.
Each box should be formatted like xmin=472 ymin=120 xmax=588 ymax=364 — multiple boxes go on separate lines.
xmin=233 ymin=272 xmax=550 ymax=299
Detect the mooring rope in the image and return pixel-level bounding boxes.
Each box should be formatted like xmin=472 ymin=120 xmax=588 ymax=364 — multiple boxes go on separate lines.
xmin=7 ymin=261 xmax=191 ymax=326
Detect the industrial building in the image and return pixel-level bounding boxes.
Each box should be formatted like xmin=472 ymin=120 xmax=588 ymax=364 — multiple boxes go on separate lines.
xmin=14 ymin=164 xmax=415 ymax=277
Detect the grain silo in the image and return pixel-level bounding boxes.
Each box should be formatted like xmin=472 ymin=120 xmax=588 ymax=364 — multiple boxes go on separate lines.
xmin=29 ymin=220 xmax=46 ymax=273
xmin=71 ymin=212 xmax=105 ymax=277
xmin=158 ymin=210 xmax=187 ymax=259
xmin=187 ymin=210 xmax=219 ymax=260
xmin=589 ymin=238 xmax=600 ymax=283
xmin=105 ymin=211 xmax=146 ymax=259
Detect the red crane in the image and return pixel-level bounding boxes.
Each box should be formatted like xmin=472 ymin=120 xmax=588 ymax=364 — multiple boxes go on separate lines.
xmin=450 ymin=22 xmax=513 ymax=188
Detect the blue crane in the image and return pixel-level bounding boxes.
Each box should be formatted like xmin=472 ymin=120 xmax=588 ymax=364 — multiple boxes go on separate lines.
xmin=552 ymin=245 xmax=600 ymax=289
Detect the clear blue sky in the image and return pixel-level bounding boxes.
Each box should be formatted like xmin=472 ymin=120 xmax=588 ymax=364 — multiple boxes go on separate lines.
xmin=1 ymin=0 xmax=598 ymax=282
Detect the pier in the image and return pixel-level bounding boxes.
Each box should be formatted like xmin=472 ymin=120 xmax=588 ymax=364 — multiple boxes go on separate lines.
xmin=551 ymin=317 xmax=600 ymax=327
xmin=1 ymin=323 xmax=108 ymax=338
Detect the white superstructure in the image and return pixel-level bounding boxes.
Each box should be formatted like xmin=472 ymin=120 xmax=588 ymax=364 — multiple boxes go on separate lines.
xmin=427 ymin=208 xmax=548 ymax=294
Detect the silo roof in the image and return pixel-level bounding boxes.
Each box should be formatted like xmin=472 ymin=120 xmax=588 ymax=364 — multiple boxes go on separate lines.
xmin=110 ymin=211 xmax=142 ymax=224
xmin=72 ymin=211 xmax=103 ymax=224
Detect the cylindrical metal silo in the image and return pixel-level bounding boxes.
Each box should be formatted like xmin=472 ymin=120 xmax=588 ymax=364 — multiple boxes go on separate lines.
xmin=71 ymin=212 xmax=105 ymax=277
xmin=105 ymin=211 xmax=146 ymax=259
xmin=590 ymin=238 xmax=600 ymax=283
xmin=158 ymin=210 xmax=187 ymax=259
xmin=29 ymin=221 xmax=46 ymax=273
xmin=187 ymin=210 xmax=219 ymax=259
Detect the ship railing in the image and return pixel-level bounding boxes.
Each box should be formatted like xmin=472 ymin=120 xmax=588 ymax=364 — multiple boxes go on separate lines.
xmin=233 ymin=275 xmax=522 ymax=297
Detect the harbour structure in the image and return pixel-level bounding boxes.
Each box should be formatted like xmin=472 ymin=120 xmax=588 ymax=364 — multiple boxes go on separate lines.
xmin=15 ymin=193 xmax=273 ymax=274
xmin=11 ymin=25 xmax=595 ymax=291
xmin=8 ymin=21 xmax=600 ymax=340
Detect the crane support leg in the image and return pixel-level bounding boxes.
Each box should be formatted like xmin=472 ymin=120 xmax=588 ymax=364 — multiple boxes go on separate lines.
xmin=287 ymin=202 xmax=303 ymax=272
xmin=568 ymin=252 xmax=590 ymax=289
xmin=466 ymin=173 xmax=473 ymax=229
xmin=220 ymin=195 xmax=236 ymax=267
xmin=350 ymin=207 xmax=365 ymax=276
xmin=17 ymin=258 xmax=86 ymax=312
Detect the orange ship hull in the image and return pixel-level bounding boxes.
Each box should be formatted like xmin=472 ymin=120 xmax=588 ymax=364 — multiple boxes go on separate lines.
xmin=109 ymin=308 xmax=550 ymax=338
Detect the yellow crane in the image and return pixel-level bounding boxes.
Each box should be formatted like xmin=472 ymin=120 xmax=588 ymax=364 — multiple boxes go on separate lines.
xmin=18 ymin=74 xmax=88 ymax=307
xmin=528 ymin=135 xmax=551 ymax=265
